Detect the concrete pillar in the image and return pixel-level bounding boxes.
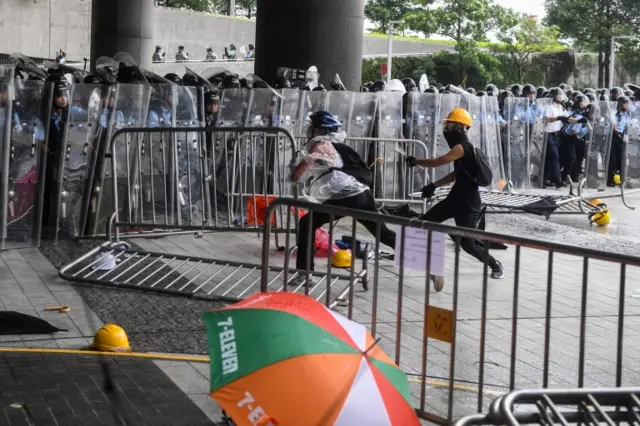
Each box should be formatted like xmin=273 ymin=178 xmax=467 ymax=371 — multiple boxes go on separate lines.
xmin=90 ymin=0 xmax=154 ymax=71
xmin=228 ymin=0 xmax=236 ymax=16
xmin=254 ymin=0 xmax=365 ymax=91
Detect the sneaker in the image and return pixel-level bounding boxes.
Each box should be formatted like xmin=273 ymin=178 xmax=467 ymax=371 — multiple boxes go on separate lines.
xmin=430 ymin=275 xmax=445 ymax=292
xmin=288 ymin=274 xmax=316 ymax=288
xmin=491 ymin=261 xmax=504 ymax=279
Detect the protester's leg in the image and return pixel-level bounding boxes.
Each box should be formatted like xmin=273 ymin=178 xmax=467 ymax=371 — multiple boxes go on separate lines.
xmin=453 ymin=204 xmax=503 ymax=278
xmin=295 ymin=209 xmax=332 ymax=271
xmin=349 ymin=190 xmax=396 ymax=249
xmin=419 ymin=198 xmax=455 ymax=224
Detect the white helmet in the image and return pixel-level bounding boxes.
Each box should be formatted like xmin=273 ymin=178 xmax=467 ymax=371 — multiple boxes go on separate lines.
xmin=386 ymin=79 xmax=406 ymax=94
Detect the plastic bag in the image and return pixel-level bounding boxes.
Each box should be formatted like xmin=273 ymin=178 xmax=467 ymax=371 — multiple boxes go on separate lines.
xmin=314 ymin=228 xmax=339 ymax=258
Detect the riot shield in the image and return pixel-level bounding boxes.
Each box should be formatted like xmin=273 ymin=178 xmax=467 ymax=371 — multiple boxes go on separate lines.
xmin=434 ymin=94 xmax=461 ymax=182
xmin=375 ymin=91 xmax=404 ymax=201
xmin=2 ymin=80 xmax=49 ymax=247
xmin=504 ymin=97 xmax=531 ymax=190
xmin=528 ymin=98 xmax=551 ymax=188
xmin=584 ymin=101 xmax=615 ymax=190
xmin=465 ymin=95 xmax=482 ymax=149
xmin=277 ymin=89 xmax=303 ymax=134
xmin=217 ymin=88 xmax=250 ymax=127
xmin=623 ymin=102 xmax=640 ymax=189
xmin=299 ymin=91 xmax=329 ymax=136
xmin=348 ymin=92 xmax=377 ymax=140
xmin=481 ymin=96 xmax=506 ymax=189
xmin=56 ymin=84 xmax=104 ymax=239
xmin=325 ymin=91 xmax=353 ymax=132
xmin=87 ymin=84 xmax=151 ymax=236
xmin=405 ymin=92 xmax=438 ymax=187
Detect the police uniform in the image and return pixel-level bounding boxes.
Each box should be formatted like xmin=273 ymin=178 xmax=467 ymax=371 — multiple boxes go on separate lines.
xmin=608 ymin=109 xmax=629 ymax=186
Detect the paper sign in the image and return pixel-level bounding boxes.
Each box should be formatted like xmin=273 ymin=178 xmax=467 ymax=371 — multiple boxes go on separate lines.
xmin=425 ymin=305 xmax=453 ymax=343
xmin=394 ymin=228 xmax=446 ymax=276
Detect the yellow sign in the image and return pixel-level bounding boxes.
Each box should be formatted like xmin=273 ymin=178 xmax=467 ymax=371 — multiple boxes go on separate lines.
xmin=425 ymin=306 xmax=454 ymax=343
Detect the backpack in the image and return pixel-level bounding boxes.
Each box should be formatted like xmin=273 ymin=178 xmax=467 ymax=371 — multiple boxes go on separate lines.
xmin=325 ymin=143 xmax=374 ymax=188
xmin=463 ymin=145 xmax=493 ymax=187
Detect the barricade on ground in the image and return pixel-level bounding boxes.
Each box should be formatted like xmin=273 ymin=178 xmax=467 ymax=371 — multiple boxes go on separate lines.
xmin=454 ymin=387 xmax=640 ymax=425
xmin=258 ymin=197 xmax=640 ymax=424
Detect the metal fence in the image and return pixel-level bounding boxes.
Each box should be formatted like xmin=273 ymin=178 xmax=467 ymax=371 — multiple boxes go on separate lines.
xmin=258 ymin=197 xmax=640 ymax=424
xmin=455 ymin=387 xmax=640 ymax=425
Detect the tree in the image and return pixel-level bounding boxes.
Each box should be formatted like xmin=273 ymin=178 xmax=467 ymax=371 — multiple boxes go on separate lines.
xmin=431 ymin=42 xmax=503 ymax=87
xmin=491 ymin=17 xmax=564 ymax=84
xmin=616 ymin=39 xmax=640 ymax=83
xmin=155 ymin=0 xmax=214 ymax=12
xmin=544 ymin=0 xmax=636 ymax=87
xmin=406 ymin=0 xmax=518 ymax=44
xmin=364 ymin=0 xmax=412 ymax=34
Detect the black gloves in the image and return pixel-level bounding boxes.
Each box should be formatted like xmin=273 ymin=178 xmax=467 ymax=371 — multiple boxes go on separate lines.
xmin=578 ymin=117 xmax=588 ymax=123
xmin=557 ymin=116 xmax=569 ymax=124
xmin=421 ymin=183 xmax=436 ymax=199
xmin=405 ymin=156 xmax=417 ymax=167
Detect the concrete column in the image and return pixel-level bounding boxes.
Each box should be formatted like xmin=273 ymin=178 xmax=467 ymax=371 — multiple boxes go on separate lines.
xmin=228 ymin=0 xmax=236 ymax=16
xmin=90 ymin=0 xmax=154 ymax=71
xmin=254 ymin=0 xmax=365 ymax=91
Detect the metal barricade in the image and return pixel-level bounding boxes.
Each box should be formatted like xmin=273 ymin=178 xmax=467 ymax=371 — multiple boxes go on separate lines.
xmin=454 ymin=387 xmax=640 ymax=425
xmin=259 ymin=197 xmax=640 ymax=425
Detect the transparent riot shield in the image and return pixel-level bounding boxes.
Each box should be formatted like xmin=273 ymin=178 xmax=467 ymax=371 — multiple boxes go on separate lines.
xmin=174 ymin=85 xmax=205 ymax=226
xmin=325 ymin=91 xmax=353 ymax=131
xmin=434 ymin=94 xmax=461 ymax=182
xmin=217 ymin=89 xmax=250 ymax=127
xmin=348 ymin=92 xmax=377 ymax=140
xmin=277 ymin=89 xmax=303 ymax=134
xmin=405 ymin=92 xmax=438 ymax=188
xmin=584 ymin=101 xmax=615 ymax=190
xmin=623 ymin=102 xmax=640 ymax=190
xmin=56 ymin=84 xmax=104 ymax=239
xmin=375 ymin=91 xmax=404 ymax=201
xmin=528 ymin=98 xmax=551 ymax=188
xmin=87 ymin=84 xmax=152 ymax=236
xmin=481 ymin=96 xmax=506 ymax=189
xmin=2 ymin=79 xmax=50 ymax=248
xmin=504 ymin=97 xmax=531 ymax=190
xmin=465 ymin=95 xmax=482 ymax=149
xmin=298 ymin=91 xmax=329 ymax=136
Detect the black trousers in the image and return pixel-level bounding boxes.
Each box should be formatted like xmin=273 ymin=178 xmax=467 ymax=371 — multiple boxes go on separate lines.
xmin=608 ymin=134 xmax=624 ymax=185
xmin=419 ymin=196 xmax=498 ymax=269
xmin=559 ymin=133 xmax=578 ymax=181
xmin=296 ymin=191 xmax=396 ymax=271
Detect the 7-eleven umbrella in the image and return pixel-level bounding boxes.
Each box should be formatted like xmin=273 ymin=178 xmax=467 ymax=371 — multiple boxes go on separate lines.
xmin=203 ymin=292 xmax=420 ymax=426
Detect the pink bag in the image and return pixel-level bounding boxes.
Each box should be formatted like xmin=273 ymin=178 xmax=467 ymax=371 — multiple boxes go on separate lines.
xmin=314 ymin=228 xmax=339 ymax=259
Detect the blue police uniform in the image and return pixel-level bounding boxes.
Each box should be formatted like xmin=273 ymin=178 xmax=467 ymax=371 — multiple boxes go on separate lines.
xmin=608 ymin=110 xmax=630 ymax=186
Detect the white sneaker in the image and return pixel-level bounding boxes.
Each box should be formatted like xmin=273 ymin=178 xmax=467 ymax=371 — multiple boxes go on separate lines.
xmin=430 ymin=275 xmax=445 ymax=292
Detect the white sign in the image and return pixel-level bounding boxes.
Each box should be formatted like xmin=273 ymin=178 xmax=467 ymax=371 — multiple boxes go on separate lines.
xmin=394 ymin=228 xmax=446 ymax=276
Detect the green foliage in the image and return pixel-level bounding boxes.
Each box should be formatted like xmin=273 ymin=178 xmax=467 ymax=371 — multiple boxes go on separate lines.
xmin=490 ymin=17 xmax=564 ymax=83
xmin=617 ymin=40 xmax=640 ymax=82
xmin=156 ymin=0 xmax=215 ymax=12
xmin=405 ymin=0 xmax=518 ymax=44
xmin=364 ymin=0 xmax=414 ymax=34
xmin=362 ymin=56 xmax=436 ymax=84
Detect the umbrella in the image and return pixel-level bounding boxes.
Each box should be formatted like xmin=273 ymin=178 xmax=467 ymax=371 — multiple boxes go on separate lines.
xmin=204 ymin=292 xmax=420 ymax=426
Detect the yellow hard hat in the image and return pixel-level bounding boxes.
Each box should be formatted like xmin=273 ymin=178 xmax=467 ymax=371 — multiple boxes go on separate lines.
xmin=443 ymin=108 xmax=473 ymax=128
xmin=614 ymin=174 xmax=621 ymax=185
xmin=589 ymin=199 xmax=607 ymax=209
xmin=590 ymin=211 xmax=611 ymax=227
xmin=331 ymin=250 xmax=352 ymax=269
xmin=91 ymin=324 xmax=131 ymax=352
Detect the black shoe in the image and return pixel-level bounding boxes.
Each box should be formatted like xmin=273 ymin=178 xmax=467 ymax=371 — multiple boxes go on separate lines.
xmin=555 ymin=180 xmax=566 ymax=189
xmin=491 ymin=261 xmax=504 ymax=279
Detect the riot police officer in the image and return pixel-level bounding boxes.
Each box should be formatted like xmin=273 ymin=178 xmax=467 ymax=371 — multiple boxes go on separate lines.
xmin=608 ymin=96 xmax=631 ymax=186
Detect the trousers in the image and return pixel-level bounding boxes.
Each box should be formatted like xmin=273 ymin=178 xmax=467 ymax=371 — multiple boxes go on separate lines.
xmin=608 ymin=134 xmax=624 ymax=185
xmin=544 ymin=133 xmax=561 ymax=182
xmin=419 ymin=196 xmax=498 ymax=269
xmin=296 ymin=191 xmax=396 ymax=271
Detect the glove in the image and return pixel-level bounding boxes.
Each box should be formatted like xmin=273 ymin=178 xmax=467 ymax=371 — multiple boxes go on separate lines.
xmin=421 ymin=183 xmax=436 ymax=199
xmin=557 ymin=116 xmax=569 ymax=124
xmin=578 ymin=117 xmax=588 ymax=123
xmin=405 ymin=156 xmax=417 ymax=167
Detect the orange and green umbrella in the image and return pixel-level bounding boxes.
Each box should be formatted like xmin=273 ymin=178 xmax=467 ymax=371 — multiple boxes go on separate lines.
xmin=204 ymin=292 xmax=419 ymax=426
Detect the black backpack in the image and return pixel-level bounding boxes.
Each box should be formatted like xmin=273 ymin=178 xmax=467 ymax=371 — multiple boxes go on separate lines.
xmin=326 ymin=143 xmax=374 ymax=188
xmin=462 ymin=145 xmax=493 ymax=187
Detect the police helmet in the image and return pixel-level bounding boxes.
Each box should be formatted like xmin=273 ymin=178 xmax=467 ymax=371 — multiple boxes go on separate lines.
xmin=610 ymin=87 xmax=624 ymax=101
xmin=221 ymin=74 xmax=241 ymax=89
xmin=542 ymin=90 xmax=551 ymax=98
xmin=401 ymin=78 xmax=417 ymax=92
xmin=312 ymin=84 xmax=326 ymax=92
xmin=370 ymin=80 xmax=386 ymax=93
xmin=549 ymin=87 xmax=565 ymax=102
xmin=511 ymin=84 xmax=523 ymax=97
xmin=239 ymin=78 xmax=253 ymax=90
xmin=466 ymin=87 xmax=476 ymax=95
xmin=522 ymin=84 xmax=536 ymax=97
xmin=360 ymin=85 xmax=370 ymax=93
xmin=83 ymin=75 xmax=103 ymax=85
xmin=205 ymin=90 xmax=220 ymax=105
xmin=252 ymin=80 xmax=270 ymax=89
xmin=586 ymin=92 xmax=597 ymax=103
xmin=624 ymin=89 xmax=634 ymax=98
xmin=498 ymin=91 xmax=512 ymax=104
xmin=182 ymin=73 xmax=199 ymax=87
xmin=272 ymin=76 xmax=291 ymax=89
xmin=583 ymin=87 xmax=596 ymax=95
xmin=565 ymin=88 xmax=574 ymax=98
xmin=617 ymin=95 xmax=631 ymax=109
xmin=47 ymin=74 xmax=69 ymax=97
xmin=164 ymin=73 xmax=183 ymax=85
xmin=536 ymin=86 xmax=547 ymax=99
xmin=425 ymin=87 xmax=439 ymax=94
xmin=559 ymin=83 xmax=568 ymax=91
xmin=476 ymin=91 xmax=487 ymax=97
xmin=485 ymin=84 xmax=499 ymax=96
xmin=573 ymin=94 xmax=589 ymax=110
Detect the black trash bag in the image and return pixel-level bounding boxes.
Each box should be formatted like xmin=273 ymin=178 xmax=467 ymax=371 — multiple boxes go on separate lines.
xmin=380 ymin=203 xmax=421 ymax=218
xmin=0 ymin=311 xmax=67 ymax=335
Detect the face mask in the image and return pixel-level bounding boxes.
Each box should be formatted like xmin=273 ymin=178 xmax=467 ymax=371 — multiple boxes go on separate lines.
xmin=443 ymin=129 xmax=464 ymax=149
xmin=306 ymin=125 xmax=314 ymax=141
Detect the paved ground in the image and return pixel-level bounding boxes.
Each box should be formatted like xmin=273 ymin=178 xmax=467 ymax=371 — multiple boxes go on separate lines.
xmin=0 ymin=352 xmax=213 ymax=426
xmin=2 ymin=192 xmax=640 ymax=424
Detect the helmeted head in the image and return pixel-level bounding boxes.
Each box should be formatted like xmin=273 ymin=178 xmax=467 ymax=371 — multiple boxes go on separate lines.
xmin=586 ymin=92 xmax=597 ymax=103
xmin=476 ymin=91 xmax=487 ymax=97
xmin=536 ymin=86 xmax=547 ymax=99
xmin=387 ymin=79 xmax=406 ymax=94
xmin=583 ymin=87 xmax=596 ymax=95
xmin=239 ymin=78 xmax=253 ymax=90
xmin=182 ymin=73 xmax=198 ymax=87
xmin=610 ymin=87 xmax=624 ymax=101
xmin=401 ymin=78 xmax=417 ymax=92
xmin=522 ymin=84 xmax=536 ymax=100
xmin=370 ymin=80 xmax=386 ymax=93
xmin=573 ymin=94 xmax=589 ymax=111
xmin=47 ymin=74 xmax=69 ymax=109
xmin=83 ymin=74 xmax=103 ymax=85
xmin=466 ymin=87 xmax=476 ymax=95
xmin=164 ymin=73 xmax=182 ymax=85
xmin=205 ymin=90 xmax=220 ymax=114
xmin=617 ymin=95 xmax=631 ymax=112
xmin=273 ymin=76 xmax=291 ymax=89
xmin=549 ymin=87 xmax=565 ymax=103
xmin=485 ymin=84 xmax=498 ymax=97
xmin=307 ymin=111 xmax=341 ymax=140
xmin=559 ymin=83 xmax=568 ymax=91
xmin=511 ymin=84 xmax=523 ymax=97
xmin=425 ymin=86 xmax=439 ymax=94
xmin=222 ymin=74 xmax=241 ymax=89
